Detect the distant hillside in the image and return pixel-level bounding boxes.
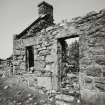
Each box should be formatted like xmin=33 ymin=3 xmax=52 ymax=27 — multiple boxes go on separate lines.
xmin=0 ymin=58 xmax=4 ymax=64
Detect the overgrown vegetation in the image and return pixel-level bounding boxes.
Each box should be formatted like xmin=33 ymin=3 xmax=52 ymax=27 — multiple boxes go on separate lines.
xmin=61 ymin=40 xmax=79 ymax=79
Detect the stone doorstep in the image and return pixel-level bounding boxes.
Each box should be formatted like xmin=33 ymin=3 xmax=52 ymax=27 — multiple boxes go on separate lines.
xmin=55 ymin=94 xmax=75 ymax=103
xmin=56 ymin=98 xmax=74 ymax=103
xmin=56 ymin=100 xmax=73 ymax=105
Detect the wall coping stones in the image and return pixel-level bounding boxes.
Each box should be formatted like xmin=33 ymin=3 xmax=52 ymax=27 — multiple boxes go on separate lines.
xmin=14 ymin=9 xmax=105 ymax=41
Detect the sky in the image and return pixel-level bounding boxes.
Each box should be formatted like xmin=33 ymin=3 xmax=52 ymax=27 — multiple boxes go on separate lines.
xmin=0 ymin=0 xmax=105 ymax=59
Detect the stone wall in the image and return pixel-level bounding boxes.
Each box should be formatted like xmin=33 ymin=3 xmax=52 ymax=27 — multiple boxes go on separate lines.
xmin=79 ymin=10 xmax=105 ymax=105
xmin=13 ymin=9 xmax=105 ymax=104
xmin=13 ymin=25 xmax=59 ymax=90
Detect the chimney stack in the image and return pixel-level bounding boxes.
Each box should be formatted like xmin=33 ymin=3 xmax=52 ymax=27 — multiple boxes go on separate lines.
xmin=38 ymin=1 xmax=53 ymax=24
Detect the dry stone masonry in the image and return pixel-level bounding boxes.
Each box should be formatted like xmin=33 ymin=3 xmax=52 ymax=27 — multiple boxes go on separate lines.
xmin=13 ymin=1 xmax=105 ymax=105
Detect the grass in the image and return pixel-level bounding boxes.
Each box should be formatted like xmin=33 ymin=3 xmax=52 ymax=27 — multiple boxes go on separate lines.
xmin=0 ymin=77 xmax=53 ymax=105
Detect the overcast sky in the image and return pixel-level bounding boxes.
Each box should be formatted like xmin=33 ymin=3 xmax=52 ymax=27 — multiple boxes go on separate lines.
xmin=0 ymin=0 xmax=105 ymax=59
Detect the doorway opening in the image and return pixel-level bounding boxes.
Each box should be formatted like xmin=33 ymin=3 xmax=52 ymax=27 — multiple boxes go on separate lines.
xmin=26 ymin=46 xmax=34 ymax=71
xmin=57 ymin=36 xmax=79 ymax=90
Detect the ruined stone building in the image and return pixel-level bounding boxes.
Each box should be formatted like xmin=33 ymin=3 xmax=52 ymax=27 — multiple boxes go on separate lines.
xmin=13 ymin=1 xmax=105 ymax=104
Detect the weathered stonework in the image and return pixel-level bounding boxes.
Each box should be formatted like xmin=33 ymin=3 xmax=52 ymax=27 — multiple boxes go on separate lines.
xmin=79 ymin=10 xmax=105 ymax=105
xmin=13 ymin=1 xmax=105 ymax=105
